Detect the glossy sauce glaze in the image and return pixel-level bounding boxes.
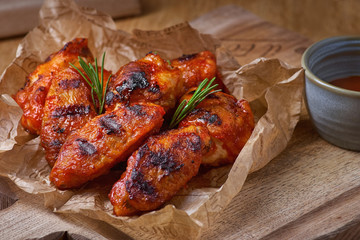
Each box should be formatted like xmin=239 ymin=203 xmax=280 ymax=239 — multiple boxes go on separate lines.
xmin=329 ymin=76 xmax=360 ymax=91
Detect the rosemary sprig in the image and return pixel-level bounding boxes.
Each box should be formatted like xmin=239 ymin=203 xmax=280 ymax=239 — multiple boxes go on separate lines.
xmin=70 ymin=52 xmax=111 ymax=115
xmin=169 ymin=77 xmax=221 ymax=129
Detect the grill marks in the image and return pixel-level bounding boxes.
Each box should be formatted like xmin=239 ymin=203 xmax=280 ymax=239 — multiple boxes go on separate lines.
xmin=200 ymin=112 xmax=222 ymax=125
xmin=115 ymin=71 xmax=149 ymax=94
xmin=59 ymin=78 xmax=81 ymax=89
xmin=136 ymin=135 xmax=200 ymax=176
xmin=177 ymin=53 xmax=197 ymax=62
xmin=105 ymin=91 xmax=115 ymax=105
xmin=49 ymin=139 xmax=62 ymax=146
xmin=147 ymin=84 xmax=160 ymax=93
xmin=76 ymin=138 xmax=97 ymax=156
xmin=184 ymin=135 xmax=202 ymax=152
xmin=148 ymin=150 xmax=184 ymax=174
xmin=137 ymin=144 xmax=149 ymax=159
xmin=127 ymin=104 xmax=146 ymax=117
xmin=98 ymin=104 xmax=147 ymax=135
xmin=106 ymin=63 xmax=150 ymax=106
xmin=51 ymin=104 xmax=91 ymax=118
xmin=99 ymin=114 xmax=122 ymax=135
xmin=171 ymin=133 xmax=202 ymax=152
xmin=190 ymin=109 xmax=222 ymax=126
xmin=53 ymin=126 xmax=65 ymax=133
xmin=136 ymin=143 xmax=184 ymax=176
xmin=127 ymin=170 xmax=156 ymax=200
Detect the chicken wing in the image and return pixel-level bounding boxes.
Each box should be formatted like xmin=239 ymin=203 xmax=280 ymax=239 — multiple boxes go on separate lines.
xmin=179 ymin=89 xmax=254 ymax=166
xmin=14 ymin=38 xmax=93 ymax=134
xmin=104 ymin=51 xmax=225 ymax=114
xmin=50 ymin=103 xmax=165 ymax=189
xmin=105 ymin=52 xmax=182 ymax=113
xmin=40 ymin=67 xmax=111 ymax=167
xmin=109 ymin=90 xmax=254 ymax=216
xmin=109 ymin=125 xmax=213 ymax=216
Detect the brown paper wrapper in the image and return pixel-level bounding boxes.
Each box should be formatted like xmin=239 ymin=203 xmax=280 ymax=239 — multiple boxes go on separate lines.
xmin=0 ymin=0 xmax=304 ymax=239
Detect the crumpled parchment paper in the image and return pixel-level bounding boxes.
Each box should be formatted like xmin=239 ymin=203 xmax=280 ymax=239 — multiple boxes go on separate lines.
xmin=0 ymin=0 xmax=304 ymax=239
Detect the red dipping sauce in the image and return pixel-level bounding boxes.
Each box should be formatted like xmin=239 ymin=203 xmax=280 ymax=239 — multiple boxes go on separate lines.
xmin=329 ymin=76 xmax=360 ymax=91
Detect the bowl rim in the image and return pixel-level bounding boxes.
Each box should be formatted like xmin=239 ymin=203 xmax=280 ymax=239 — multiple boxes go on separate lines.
xmin=301 ymin=35 xmax=360 ymax=97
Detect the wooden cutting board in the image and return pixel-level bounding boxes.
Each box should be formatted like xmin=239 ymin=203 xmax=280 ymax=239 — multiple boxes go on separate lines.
xmin=191 ymin=5 xmax=360 ymax=240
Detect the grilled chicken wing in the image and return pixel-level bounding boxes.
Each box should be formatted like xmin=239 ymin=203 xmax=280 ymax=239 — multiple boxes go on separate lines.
xmin=109 ymin=90 xmax=254 ymax=216
xmin=105 ymin=53 xmax=182 ymax=113
xmin=104 ymin=51 xmax=224 ymax=114
xmin=40 ymin=67 xmax=111 ymax=167
xmin=109 ymin=125 xmax=213 ymax=216
xmin=179 ymin=90 xmax=254 ymax=166
xmin=14 ymin=38 xmax=93 ymax=134
xmin=50 ymin=103 xmax=165 ymax=189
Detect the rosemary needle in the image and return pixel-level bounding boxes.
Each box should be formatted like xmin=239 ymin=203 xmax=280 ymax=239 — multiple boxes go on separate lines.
xmin=169 ymin=77 xmax=221 ymax=129
xmin=70 ymin=52 xmax=111 ymax=115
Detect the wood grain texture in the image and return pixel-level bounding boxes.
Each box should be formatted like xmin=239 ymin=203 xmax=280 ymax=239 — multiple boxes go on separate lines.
xmin=200 ymin=121 xmax=360 ymax=239
xmin=0 ymin=179 xmax=18 ymax=210
xmin=115 ymin=0 xmax=360 ymax=42
xmin=193 ymin=6 xmax=360 ymax=240
xmin=190 ymin=5 xmax=312 ymax=67
xmin=1 ymin=1 xmax=360 ymax=239
xmin=0 ymin=176 xmax=129 ymax=240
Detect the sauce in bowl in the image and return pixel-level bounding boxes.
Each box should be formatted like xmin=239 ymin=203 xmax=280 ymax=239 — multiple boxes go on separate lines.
xmin=329 ymin=76 xmax=360 ymax=91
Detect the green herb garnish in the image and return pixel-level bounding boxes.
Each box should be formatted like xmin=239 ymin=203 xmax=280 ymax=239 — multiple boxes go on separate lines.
xmin=70 ymin=52 xmax=111 ymax=115
xmin=169 ymin=77 xmax=221 ymax=129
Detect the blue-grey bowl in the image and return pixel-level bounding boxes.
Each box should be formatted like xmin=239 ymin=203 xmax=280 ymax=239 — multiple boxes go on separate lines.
xmin=302 ymin=36 xmax=360 ymax=151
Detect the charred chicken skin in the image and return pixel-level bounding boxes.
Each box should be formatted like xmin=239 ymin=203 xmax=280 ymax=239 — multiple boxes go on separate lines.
xmin=109 ymin=125 xmax=213 ymax=216
xmin=105 ymin=51 xmax=221 ymax=113
xmin=179 ymin=89 xmax=254 ymax=166
xmin=40 ymin=67 xmax=112 ymax=167
xmin=50 ymin=103 xmax=165 ymax=190
xmin=14 ymin=38 xmax=93 ymax=134
xmin=109 ymin=90 xmax=254 ymax=216
xmin=40 ymin=67 xmax=96 ymax=167
xmin=105 ymin=53 xmax=182 ymax=113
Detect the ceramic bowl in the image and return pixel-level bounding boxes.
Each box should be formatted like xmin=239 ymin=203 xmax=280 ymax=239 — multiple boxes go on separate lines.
xmin=302 ymin=36 xmax=360 ymax=151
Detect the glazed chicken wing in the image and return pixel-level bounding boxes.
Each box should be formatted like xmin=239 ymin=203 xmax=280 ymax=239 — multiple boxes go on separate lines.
xmin=109 ymin=90 xmax=254 ymax=216
xmin=14 ymin=38 xmax=93 ymax=134
xmin=105 ymin=53 xmax=182 ymax=113
xmin=109 ymin=125 xmax=213 ymax=216
xmin=105 ymin=51 xmax=224 ymax=114
xmin=50 ymin=103 xmax=165 ymax=189
xmin=179 ymin=90 xmax=254 ymax=166
xmin=40 ymin=67 xmax=112 ymax=167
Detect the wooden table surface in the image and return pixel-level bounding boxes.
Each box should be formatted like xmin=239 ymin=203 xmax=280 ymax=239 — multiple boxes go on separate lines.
xmin=1 ymin=0 xmax=360 ymax=239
